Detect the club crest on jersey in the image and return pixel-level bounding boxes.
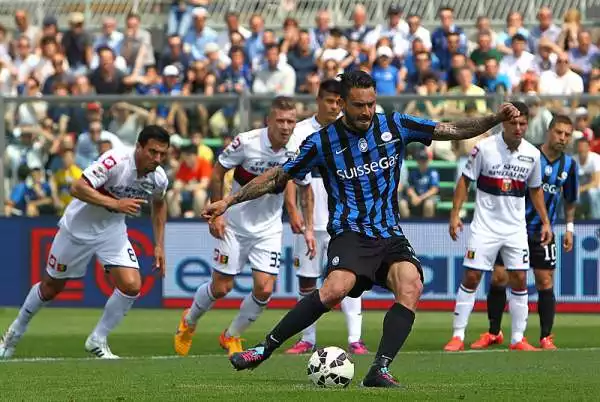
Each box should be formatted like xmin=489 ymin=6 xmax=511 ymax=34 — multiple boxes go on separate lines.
xmin=466 ymin=250 xmax=475 ymax=259
xmin=381 ymin=131 xmax=393 ymax=142
xmin=332 ymin=256 xmax=340 ymax=266
xmin=56 ymin=264 xmax=67 ymax=272
xmin=102 ymin=155 xmax=117 ymax=170
xmin=544 ymin=166 xmax=553 ymax=176
xmin=561 ymin=171 xmax=568 ymax=180
xmin=358 ymin=138 xmax=369 ymax=153
xmin=501 ymin=179 xmax=512 ymax=192
xmin=293 ymin=257 xmax=300 ymax=267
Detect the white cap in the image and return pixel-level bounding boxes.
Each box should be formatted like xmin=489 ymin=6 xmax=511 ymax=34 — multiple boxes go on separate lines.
xmin=192 ymin=7 xmax=209 ymax=18
xmin=376 ymin=46 xmax=393 ymax=58
xmin=163 ymin=65 xmax=179 ymax=77
xmin=204 ymin=42 xmax=219 ymax=54
xmin=575 ymin=106 xmax=588 ymax=117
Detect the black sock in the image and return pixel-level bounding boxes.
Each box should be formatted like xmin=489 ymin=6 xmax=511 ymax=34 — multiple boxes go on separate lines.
xmin=537 ymin=288 xmax=555 ymax=339
xmin=487 ymin=285 xmax=507 ymax=335
xmin=374 ymin=303 xmax=415 ymax=366
xmin=265 ymin=290 xmax=329 ymax=353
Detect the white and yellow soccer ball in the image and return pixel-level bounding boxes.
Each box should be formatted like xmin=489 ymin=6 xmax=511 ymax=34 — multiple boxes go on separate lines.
xmin=307 ymin=346 xmax=354 ymax=388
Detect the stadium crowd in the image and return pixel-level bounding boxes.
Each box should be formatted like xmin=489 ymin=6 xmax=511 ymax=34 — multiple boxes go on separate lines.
xmin=2 ymin=4 xmax=600 ymax=218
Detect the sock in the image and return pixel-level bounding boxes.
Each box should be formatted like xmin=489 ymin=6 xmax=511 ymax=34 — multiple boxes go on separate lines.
xmin=341 ymin=296 xmax=362 ymax=344
xmin=13 ymin=283 xmax=49 ymax=335
xmin=509 ymin=289 xmax=528 ymax=344
xmin=299 ymin=291 xmax=317 ymax=345
xmin=452 ymin=284 xmax=477 ymax=340
xmin=226 ymin=293 xmax=268 ymax=337
xmin=265 ymin=290 xmax=330 ymax=353
xmin=186 ymin=281 xmax=216 ymax=325
xmin=537 ymin=288 xmax=555 ymax=339
xmin=92 ymin=288 xmax=137 ymax=339
xmin=487 ymin=285 xmax=507 ymax=335
xmin=374 ymin=303 xmax=415 ymax=365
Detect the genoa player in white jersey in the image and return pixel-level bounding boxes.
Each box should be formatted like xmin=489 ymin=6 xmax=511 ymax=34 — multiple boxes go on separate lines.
xmin=174 ymin=97 xmax=315 ymax=357
xmin=444 ymin=102 xmax=552 ymax=352
xmin=0 ymin=126 xmax=170 ymax=359
xmin=284 ymin=79 xmax=369 ymax=355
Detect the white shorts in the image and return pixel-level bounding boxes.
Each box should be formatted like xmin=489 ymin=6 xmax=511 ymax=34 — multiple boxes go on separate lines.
xmin=213 ymin=228 xmax=282 ymax=276
xmin=46 ymin=228 xmax=139 ymax=279
xmin=293 ymin=231 xmax=330 ymax=278
xmin=463 ymin=230 xmax=529 ymax=271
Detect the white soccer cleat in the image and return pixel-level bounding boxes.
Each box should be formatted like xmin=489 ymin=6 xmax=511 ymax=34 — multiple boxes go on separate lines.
xmin=85 ymin=335 xmax=120 ymax=359
xmin=0 ymin=326 xmax=22 ymax=359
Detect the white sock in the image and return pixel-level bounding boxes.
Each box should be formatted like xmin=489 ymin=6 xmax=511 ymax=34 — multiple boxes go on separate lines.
xmin=509 ymin=289 xmax=528 ymax=344
xmin=341 ymin=296 xmax=362 ymax=344
xmin=452 ymin=284 xmax=477 ymax=340
xmin=226 ymin=293 xmax=268 ymax=337
xmin=92 ymin=288 xmax=137 ymax=340
xmin=185 ymin=281 xmax=216 ymax=325
xmin=299 ymin=291 xmax=317 ymax=345
xmin=12 ymin=282 xmax=49 ymax=335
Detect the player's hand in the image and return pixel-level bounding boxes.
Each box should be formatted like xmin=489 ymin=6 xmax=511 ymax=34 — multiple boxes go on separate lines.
xmin=540 ymin=223 xmax=553 ymax=246
xmin=202 ymin=199 xmax=229 ymax=221
xmin=303 ymin=229 xmax=316 ymax=260
xmin=449 ymin=215 xmax=463 ymax=241
xmin=153 ymin=246 xmax=166 ymax=277
xmin=563 ymin=231 xmax=573 ymax=252
xmin=289 ymin=210 xmax=304 ymax=234
xmin=115 ymin=198 xmax=147 ymax=215
xmin=208 ymin=215 xmax=226 ymax=239
xmin=496 ymin=103 xmax=521 ymax=122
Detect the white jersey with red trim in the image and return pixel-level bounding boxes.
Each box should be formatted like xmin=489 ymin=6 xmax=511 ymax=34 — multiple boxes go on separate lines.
xmin=59 ymin=148 xmax=168 ymax=242
xmin=218 ymin=127 xmax=305 ymax=237
xmin=462 ymin=134 xmax=541 ymax=236
xmin=292 ymin=116 xmax=329 ymax=231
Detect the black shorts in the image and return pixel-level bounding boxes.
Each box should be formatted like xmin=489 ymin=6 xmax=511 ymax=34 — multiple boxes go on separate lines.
xmin=494 ymin=233 xmax=556 ymax=270
xmin=325 ymin=231 xmax=423 ymax=298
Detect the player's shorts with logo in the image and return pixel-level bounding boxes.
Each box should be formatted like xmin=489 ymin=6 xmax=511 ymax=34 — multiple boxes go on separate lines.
xmin=464 ymin=230 xmax=529 ymax=271
xmin=213 ymin=227 xmax=282 ymax=276
xmin=495 ymin=232 xmax=557 ymax=270
xmin=46 ymin=228 xmax=139 ymax=279
xmin=326 ymin=231 xmax=423 ymax=298
xmin=293 ymin=231 xmax=330 ymax=278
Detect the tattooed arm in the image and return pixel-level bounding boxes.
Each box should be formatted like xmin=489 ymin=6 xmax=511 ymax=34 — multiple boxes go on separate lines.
xmin=432 ymin=103 xmax=520 ymax=141
xmin=224 ymin=166 xmax=291 ymax=208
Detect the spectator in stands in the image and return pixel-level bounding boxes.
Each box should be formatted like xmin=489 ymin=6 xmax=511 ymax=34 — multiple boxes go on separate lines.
xmin=25 ymin=167 xmax=56 ymax=217
xmin=124 ymin=12 xmax=155 ymax=68
xmin=439 ymin=31 xmax=465 ymax=72
xmin=246 ymin=14 xmax=265 ymax=65
xmin=252 ymin=44 xmax=295 ymax=96
xmin=51 ymin=148 xmax=82 ymax=214
xmin=574 ymin=137 xmax=600 ymax=218
xmin=46 ymin=82 xmax=72 ymax=127
xmin=61 ymin=12 xmax=93 ymax=73
xmin=42 ymin=53 xmax=72 ymax=95
xmin=524 ymin=97 xmax=554 ymax=146
xmin=402 ymin=39 xmax=441 ymax=82
xmin=41 ymin=16 xmax=61 ymax=44
xmin=479 ymin=58 xmax=512 ymax=94
xmin=88 ymin=46 xmax=131 ymax=94
xmin=202 ymin=42 xmax=230 ymax=77
xmin=16 ymin=77 xmax=47 ymax=126
xmin=569 ymin=31 xmax=599 ymax=88
xmin=365 ymin=5 xmax=408 ymax=53
xmin=446 ymin=67 xmax=487 ymax=115
xmin=75 ymin=120 xmax=124 ymax=168
xmin=404 ymin=72 xmax=445 ymax=119
xmin=372 ymin=46 xmax=403 ymax=94
xmin=35 ymin=36 xmax=64 ymax=86
xmin=250 ymin=29 xmax=277 ymax=71
xmin=309 ymin=9 xmax=331 ymax=51
xmin=280 ymin=17 xmax=300 ymax=52
xmin=156 ymin=65 xmax=188 ymax=136
xmin=444 ymin=52 xmax=469 ymax=90
xmin=346 ymin=4 xmax=374 ymax=43
xmin=108 ymin=102 xmax=152 ymax=147
xmin=499 ymin=34 xmax=534 ymax=91
xmin=528 ymin=7 xmax=561 ymax=54
xmin=431 ymin=6 xmax=467 ymax=68
xmin=286 ymin=30 xmax=317 ymax=92
xmin=159 ymin=34 xmax=192 ymax=76
xmin=539 ymin=52 xmax=584 ymax=96
xmin=0 ymin=24 xmax=10 ymax=62
xmin=94 ymin=17 xmax=124 ymax=54
xmin=405 ymin=14 xmax=432 ymax=51
xmin=216 ymin=11 xmax=251 ymax=51
xmin=166 ymin=144 xmax=211 ymax=217
xmin=4 ymin=164 xmax=30 ymax=216
xmin=531 ymin=39 xmax=558 ymax=75
xmin=13 ymin=36 xmax=38 ymax=86
xmin=399 ymin=149 xmax=440 ymax=218
xmin=496 ymin=11 xmax=529 ymax=55
xmin=13 ymin=9 xmax=39 ymax=51
xmin=470 ymin=31 xmax=503 ymax=72
xmin=167 ymin=0 xmax=193 ymax=38
xmin=557 ymin=9 xmax=582 ymax=51
xmin=183 ymin=7 xmax=218 ymax=62
xmin=190 ymin=131 xmax=214 ymax=163
xmin=468 ymin=16 xmax=498 ymax=53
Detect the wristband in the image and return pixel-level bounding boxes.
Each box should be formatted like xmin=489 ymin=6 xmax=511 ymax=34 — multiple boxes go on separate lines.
xmin=566 ymin=222 xmax=574 ymax=233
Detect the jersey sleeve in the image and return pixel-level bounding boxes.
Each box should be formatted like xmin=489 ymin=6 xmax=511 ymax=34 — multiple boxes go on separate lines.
xmin=527 ymin=152 xmax=542 ymax=188
xmin=282 ymin=135 xmax=320 ymax=181
xmin=153 ymin=168 xmax=169 ymax=201
xmin=462 ymin=144 xmax=483 ymax=181
xmin=82 ymin=150 xmax=122 ymax=189
xmin=218 ymin=135 xmax=245 ymax=169
xmin=563 ymin=159 xmax=579 ymax=203
xmin=392 ymin=112 xmax=436 ymax=146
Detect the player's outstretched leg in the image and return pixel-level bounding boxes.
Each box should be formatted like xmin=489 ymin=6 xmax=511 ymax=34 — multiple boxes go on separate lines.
xmin=286 ymin=289 xmax=318 ymax=354
xmin=507 ymin=270 xmax=538 ymax=351
xmin=444 ymin=269 xmax=482 ymax=352
xmin=534 ymin=268 xmax=557 ymax=350
xmin=342 ymin=296 xmax=368 ymax=354
xmin=472 ymin=266 xmax=508 ymax=349
xmin=87 ymin=267 xmax=140 ymax=359
xmin=361 ymin=261 xmax=421 ymax=388
xmin=0 ymin=278 xmax=61 ymax=359
xmin=230 ymin=270 xmax=355 ymax=371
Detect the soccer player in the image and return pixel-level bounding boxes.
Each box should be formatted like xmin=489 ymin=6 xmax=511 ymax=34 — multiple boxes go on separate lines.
xmin=0 ymin=126 xmax=170 ymax=359
xmin=284 ymin=79 xmax=369 ymax=355
xmin=474 ymin=115 xmax=577 ymax=350
xmin=203 ymin=70 xmax=521 ymax=388
xmin=443 ymin=102 xmax=552 ymax=352
xmin=173 ymin=97 xmax=315 ymax=357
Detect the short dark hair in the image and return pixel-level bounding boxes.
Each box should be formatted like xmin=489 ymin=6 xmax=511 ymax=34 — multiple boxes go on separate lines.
xmin=549 ymin=114 xmax=573 ymax=129
xmin=512 ymin=33 xmax=527 ymax=43
xmin=510 ymin=101 xmax=529 ymax=118
xmin=576 ymin=137 xmax=590 ymax=146
xmin=229 ymin=45 xmax=245 ymax=56
xmin=265 ymin=43 xmax=279 ymax=53
xmin=181 ymin=144 xmax=197 ymax=154
xmin=420 ymin=72 xmax=439 ymax=84
xmin=439 ymin=6 xmax=454 ymax=13
xmin=271 ymin=96 xmax=296 ymax=111
xmin=318 ymin=79 xmax=341 ymax=98
xmin=137 ymin=125 xmax=170 ymax=147
xmin=338 ymin=70 xmax=376 ymax=100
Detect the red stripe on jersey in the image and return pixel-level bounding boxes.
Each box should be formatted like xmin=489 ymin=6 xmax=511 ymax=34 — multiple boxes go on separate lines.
xmin=233 ymin=166 xmax=259 ymax=186
xmin=477 ymin=175 xmax=526 ymax=197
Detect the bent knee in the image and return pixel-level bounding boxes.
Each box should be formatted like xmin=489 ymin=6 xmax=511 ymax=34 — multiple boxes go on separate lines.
xmin=535 ymin=270 xmax=554 ymax=290
xmin=40 ymin=278 xmax=66 ymax=300
xmin=117 ymin=279 xmax=141 ymax=296
xmin=462 ymin=269 xmax=483 ymax=289
xmin=211 ymin=278 xmax=234 ymax=299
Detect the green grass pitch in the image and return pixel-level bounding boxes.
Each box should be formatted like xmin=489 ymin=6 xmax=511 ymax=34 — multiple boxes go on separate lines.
xmin=1 ymin=308 xmax=599 ymax=401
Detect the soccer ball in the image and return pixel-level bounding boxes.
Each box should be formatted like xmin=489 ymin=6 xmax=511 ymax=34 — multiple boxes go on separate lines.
xmin=307 ymin=346 xmax=354 ymax=388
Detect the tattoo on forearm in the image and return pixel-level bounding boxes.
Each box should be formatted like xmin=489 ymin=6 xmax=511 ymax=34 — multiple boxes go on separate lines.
xmin=300 ymin=185 xmax=314 ymax=229
xmin=433 ymin=114 xmax=502 ymax=141
xmin=230 ymin=167 xmax=291 ymax=206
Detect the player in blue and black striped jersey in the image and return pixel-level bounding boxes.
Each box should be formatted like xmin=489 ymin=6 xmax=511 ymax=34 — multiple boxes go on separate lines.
xmin=474 ymin=115 xmax=578 ymax=351
xmin=203 ymin=70 xmax=522 ymax=387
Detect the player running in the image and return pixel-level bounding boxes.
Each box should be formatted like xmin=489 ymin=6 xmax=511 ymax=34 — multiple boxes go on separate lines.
xmin=203 ymin=70 xmax=521 ymax=388
xmin=174 ymin=97 xmax=315 ymax=357
xmin=284 ymin=79 xmax=369 ymax=356
xmin=473 ymin=115 xmax=577 ymax=351
xmin=444 ymin=102 xmax=552 ymax=353
xmin=0 ymin=126 xmax=170 ymax=359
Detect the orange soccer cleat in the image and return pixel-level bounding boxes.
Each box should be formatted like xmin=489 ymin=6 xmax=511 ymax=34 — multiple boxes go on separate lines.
xmin=509 ymin=337 xmax=540 ymax=351
xmin=174 ymin=308 xmax=196 ymax=357
xmin=470 ymin=331 xmax=504 ymax=350
xmin=219 ymin=329 xmax=243 ymax=356
xmin=443 ymin=336 xmax=465 ymax=352
xmin=540 ymin=335 xmax=558 ymax=350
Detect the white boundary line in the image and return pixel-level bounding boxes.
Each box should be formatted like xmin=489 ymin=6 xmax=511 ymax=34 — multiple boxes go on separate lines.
xmin=2 ymin=347 xmax=600 ymax=364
